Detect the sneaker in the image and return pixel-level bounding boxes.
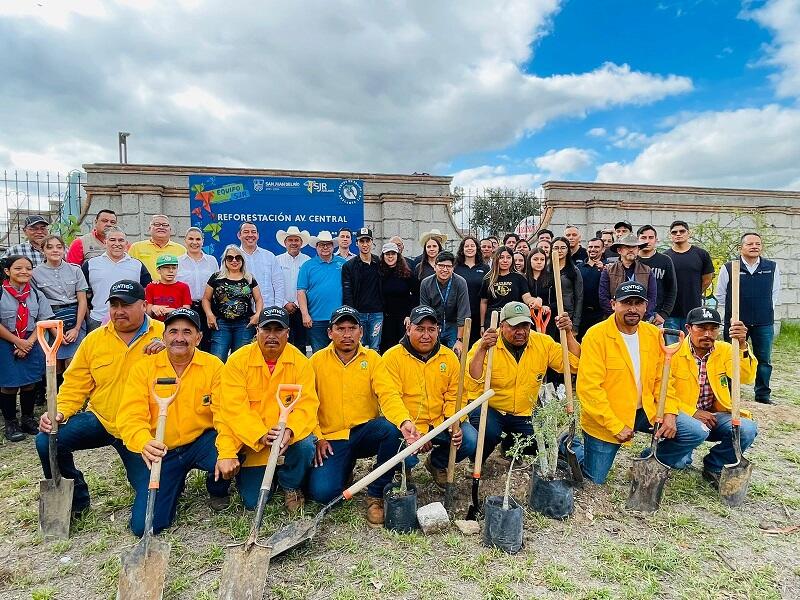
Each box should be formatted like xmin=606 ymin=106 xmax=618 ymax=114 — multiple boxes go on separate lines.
xmin=366 ymin=496 xmax=384 ymax=528
xmin=4 ymin=420 xmax=26 ymax=442
xmin=20 ymin=415 xmax=38 ymax=435
xmin=207 ymin=495 xmax=230 ymax=512
xmin=702 ymin=469 xmax=721 ymax=490
xmin=755 ymin=396 xmax=774 ymax=405
xmin=284 ymin=489 xmax=305 ymax=514
xmin=425 ymin=456 xmax=448 ymax=490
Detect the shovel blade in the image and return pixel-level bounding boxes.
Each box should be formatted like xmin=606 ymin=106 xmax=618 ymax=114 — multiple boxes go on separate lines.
xmin=626 ymin=455 xmax=671 ymax=513
xmin=265 ymin=518 xmax=317 ymax=559
xmin=118 ymin=537 xmax=170 ymax=600
xmin=443 ymin=483 xmax=456 ymax=513
xmin=719 ymin=457 xmax=753 ymax=507
xmin=565 ymin=448 xmax=584 ymax=486
xmin=39 ymin=477 xmax=74 ymax=540
xmin=218 ymin=543 xmax=272 ymax=600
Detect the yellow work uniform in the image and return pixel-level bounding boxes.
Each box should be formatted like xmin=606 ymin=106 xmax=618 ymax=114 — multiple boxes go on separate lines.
xmin=671 ymin=337 xmax=757 ymax=418
xmin=116 ymin=349 xmax=240 ymax=459
xmin=311 ymin=344 xmax=412 ymax=440
xmin=465 ymin=332 xmax=579 ymax=416
xmin=129 ymin=239 xmax=187 ymax=279
xmin=58 ymin=318 xmax=165 ymax=438
xmin=218 ymin=342 xmax=318 ymax=467
xmin=577 ymin=316 xmax=679 ymax=444
xmin=382 ymin=343 xmax=460 ymax=433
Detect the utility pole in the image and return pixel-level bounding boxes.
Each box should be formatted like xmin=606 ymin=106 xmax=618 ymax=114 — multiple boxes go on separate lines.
xmin=118 ymin=132 xmax=130 ymax=164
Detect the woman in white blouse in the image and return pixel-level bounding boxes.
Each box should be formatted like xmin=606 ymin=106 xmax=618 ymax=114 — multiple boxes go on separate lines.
xmin=176 ymin=227 xmax=219 ymax=352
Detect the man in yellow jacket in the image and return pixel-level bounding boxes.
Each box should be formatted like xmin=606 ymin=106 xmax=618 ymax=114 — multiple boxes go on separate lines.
xmin=467 ymin=301 xmax=580 ymax=462
xmin=36 ymin=280 xmax=166 ymax=515
xmin=671 ymin=306 xmax=758 ymax=488
xmin=575 ymin=281 xmax=707 ymax=484
xmin=382 ymin=305 xmax=475 ymax=485
xmin=307 ymin=306 xmax=419 ymax=526
xmin=218 ymin=306 xmax=318 ymax=513
xmin=116 ymin=308 xmax=241 ymax=535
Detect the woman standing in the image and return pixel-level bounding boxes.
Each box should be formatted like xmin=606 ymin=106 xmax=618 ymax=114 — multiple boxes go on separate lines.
xmin=0 ymin=256 xmax=54 ymax=441
xmin=379 ymin=242 xmax=417 ymax=353
xmin=546 ymin=237 xmax=584 ymax=339
xmin=525 ymin=248 xmax=552 ymax=308
xmin=32 ymin=235 xmax=88 ymax=371
xmin=177 ymin=227 xmax=219 ymax=352
xmin=454 ymin=235 xmax=488 ymax=348
xmin=513 ymin=251 xmax=526 ymax=274
xmin=415 ymin=229 xmax=446 ymax=281
xmin=479 ymin=246 xmax=539 ymax=331
xmin=202 ymin=245 xmax=263 ymax=362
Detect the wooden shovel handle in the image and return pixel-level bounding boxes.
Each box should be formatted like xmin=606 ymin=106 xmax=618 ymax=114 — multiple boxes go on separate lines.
xmin=148 ymin=377 xmax=180 ymax=489
xmin=473 ymin=311 xmax=498 ymax=478
xmin=654 ymin=329 xmax=684 ymax=423
xmin=447 ymin=318 xmax=471 ymax=481
xmin=730 ymin=260 xmax=742 ymax=425
xmin=552 ymin=252 xmax=575 ymax=414
xmin=36 ymin=320 xmax=64 ymax=366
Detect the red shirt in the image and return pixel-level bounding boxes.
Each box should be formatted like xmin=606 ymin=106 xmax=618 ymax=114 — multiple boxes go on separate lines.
xmin=145 ymin=281 xmax=192 ymax=320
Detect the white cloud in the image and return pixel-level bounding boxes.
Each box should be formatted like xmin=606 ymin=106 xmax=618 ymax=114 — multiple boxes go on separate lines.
xmin=747 ymin=0 xmax=800 ymax=98
xmin=609 ymin=126 xmax=651 ymax=149
xmin=587 ymin=127 xmax=607 ymax=137
xmin=451 ymin=165 xmax=541 ymax=191
xmin=533 ymin=147 xmax=594 ymax=177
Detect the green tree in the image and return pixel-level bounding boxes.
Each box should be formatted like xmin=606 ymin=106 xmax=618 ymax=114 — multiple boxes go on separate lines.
xmin=453 ymin=187 xmax=541 ymax=238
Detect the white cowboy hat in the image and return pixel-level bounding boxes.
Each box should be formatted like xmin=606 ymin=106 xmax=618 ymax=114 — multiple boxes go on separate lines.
xmin=419 ymin=228 xmax=448 ymax=247
xmin=276 ymin=226 xmax=311 ymax=248
xmin=308 ymin=230 xmax=335 ymax=245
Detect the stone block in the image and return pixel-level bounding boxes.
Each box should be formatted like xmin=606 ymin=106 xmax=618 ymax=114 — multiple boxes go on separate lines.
xmin=382 ymin=201 xmax=412 ymax=220
xmin=416 ymin=502 xmax=449 ymax=535
xmin=454 ymin=519 xmax=481 ymax=535
xmin=119 ymin=193 xmax=141 ymax=216
xmin=140 ymin=194 xmax=163 ymax=215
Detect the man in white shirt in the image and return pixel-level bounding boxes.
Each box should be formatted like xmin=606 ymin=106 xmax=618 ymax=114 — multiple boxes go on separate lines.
xmin=334 ymin=227 xmax=357 ymax=260
xmin=276 ymin=226 xmax=311 ymax=351
xmin=237 ymin=222 xmax=285 ymax=308
xmin=176 ymin=227 xmax=219 ymax=351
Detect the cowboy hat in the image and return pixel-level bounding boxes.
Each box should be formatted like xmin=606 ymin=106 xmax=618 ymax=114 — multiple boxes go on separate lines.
xmin=419 ymin=228 xmax=448 ymax=247
xmin=276 ymin=226 xmax=311 ymax=248
xmin=308 ymin=230 xmax=335 ymax=245
xmin=610 ymin=232 xmax=647 ymax=251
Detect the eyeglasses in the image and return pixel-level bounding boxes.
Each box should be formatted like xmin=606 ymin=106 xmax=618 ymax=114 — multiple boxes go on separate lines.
xmin=225 ymin=255 xmax=243 ymax=262
xmin=436 ymin=263 xmax=454 ymax=269
xmin=152 ymin=222 xmax=170 ymax=228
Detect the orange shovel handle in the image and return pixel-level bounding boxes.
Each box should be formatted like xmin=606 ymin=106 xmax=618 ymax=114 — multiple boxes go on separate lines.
xmin=36 ymin=320 xmax=65 ymax=366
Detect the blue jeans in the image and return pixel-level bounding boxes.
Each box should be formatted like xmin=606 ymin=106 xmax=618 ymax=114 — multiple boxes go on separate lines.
xmin=236 ymin=435 xmax=316 ymax=510
xmin=35 ymin=411 xmax=139 ymax=511
xmin=439 ymin=323 xmax=458 ymax=349
xmin=469 ymin=407 xmax=536 ymax=463
xmin=307 ymin=417 xmax=403 ymax=501
xmin=404 ymin=421 xmax=478 ymax=470
xmin=288 ymin=307 xmax=308 ymax=353
xmin=359 ymin=312 xmax=383 ymax=350
xmin=307 ymin=320 xmax=330 ymax=354
xmin=210 ymin=319 xmax=254 ymax=362
xmin=726 ymin=324 xmax=773 ymax=401
xmin=123 ymin=429 xmax=230 ymax=536
xmin=570 ymin=409 xmax=708 ymax=484
xmin=694 ymin=412 xmax=758 ymax=473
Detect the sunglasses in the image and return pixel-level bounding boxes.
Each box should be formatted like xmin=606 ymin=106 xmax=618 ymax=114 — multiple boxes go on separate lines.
xmin=225 ymin=255 xmax=243 ymax=262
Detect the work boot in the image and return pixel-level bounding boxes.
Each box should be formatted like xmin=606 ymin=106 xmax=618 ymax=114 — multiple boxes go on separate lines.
xmin=4 ymin=420 xmax=26 ymax=442
xmin=365 ymin=496 xmax=384 ymax=528
xmin=425 ymin=456 xmax=448 ymax=490
xmin=284 ymin=489 xmax=305 ymax=514
xmin=702 ymin=469 xmax=721 ymax=490
xmin=20 ymin=415 xmax=38 ymax=435
xmin=207 ymin=495 xmax=230 ymax=513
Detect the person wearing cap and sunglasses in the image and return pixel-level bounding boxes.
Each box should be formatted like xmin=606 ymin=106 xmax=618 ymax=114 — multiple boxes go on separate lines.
xmin=35 ymin=280 xmax=166 ymax=516
xmin=341 ymin=227 xmax=384 ymax=350
xmin=670 ymin=307 xmax=758 ymax=488
xmin=117 ymin=308 xmax=240 ymax=534
xmin=572 ymin=281 xmax=708 ymax=484
xmin=217 ymin=306 xmax=319 ymax=514
xmin=307 ymin=306 xmax=419 ymax=526
xmin=2 ymin=214 xmax=49 ymax=267
xmin=378 ymin=241 xmax=417 ymax=353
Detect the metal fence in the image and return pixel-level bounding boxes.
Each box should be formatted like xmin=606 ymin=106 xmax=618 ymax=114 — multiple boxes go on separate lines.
xmin=449 ymin=186 xmax=544 ymax=242
xmin=0 ymin=169 xmax=85 ymax=250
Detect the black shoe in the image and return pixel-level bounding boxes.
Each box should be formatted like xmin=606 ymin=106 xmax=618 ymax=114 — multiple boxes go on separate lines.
xmin=207 ymin=495 xmax=231 ymax=512
xmin=20 ymin=415 xmax=38 ymax=435
xmin=71 ymin=503 xmax=90 ymax=519
xmin=702 ymin=469 xmax=721 ymax=490
xmin=755 ymin=397 xmax=774 ymax=405
xmin=4 ymin=420 xmax=26 ymax=442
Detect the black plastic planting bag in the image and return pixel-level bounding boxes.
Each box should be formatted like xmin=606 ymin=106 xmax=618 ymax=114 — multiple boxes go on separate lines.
xmin=528 ymin=472 xmax=574 ymax=520
xmin=383 ymin=482 xmax=418 ymax=533
xmin=482 ymin=495 xmax=523 ymax=554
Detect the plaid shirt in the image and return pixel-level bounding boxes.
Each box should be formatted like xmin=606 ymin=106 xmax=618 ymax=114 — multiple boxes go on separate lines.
xmin=690 ymin=343 xmax=715 ymax=411
xmin=3 ymin=242 xmax=45 ymax=267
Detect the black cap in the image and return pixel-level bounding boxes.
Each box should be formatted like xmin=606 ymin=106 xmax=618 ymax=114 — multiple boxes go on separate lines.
xmin=258 ymin=306 xmax=289 ymax=328
xmin=163 ymin=307 xmax=201 ymax=330
xmin=410 ymin=305 xmax=438 ymax=324
xmin=356 ymin=227 xmax=373 ymax=240
xmin=686 ymin=307 xmax=722 ymax=326
xmin=614 ymin=220 xmax=633 ymax=231
xmin=435 ymin=251 xmax=456 ymax=264
xmin=24 ymin=214 xmax=48 ymax=227
xmin=330 ymin=305 xmax=361 ymax=325
xmin=107 ymin=280 xmax=146 ymax=304
xmin=613 ymin=281 xmax=647 ymax=301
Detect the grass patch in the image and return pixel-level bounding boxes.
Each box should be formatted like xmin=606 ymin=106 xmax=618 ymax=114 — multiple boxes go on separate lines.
xmin=539 ymin=561 xmax=578 ymax=593
xmin=775 ymin=322 xmax=800 ymax=351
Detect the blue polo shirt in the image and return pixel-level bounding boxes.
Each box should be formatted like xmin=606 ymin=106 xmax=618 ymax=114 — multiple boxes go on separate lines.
xmin=297 ymin=256 xmax=346 ymax=322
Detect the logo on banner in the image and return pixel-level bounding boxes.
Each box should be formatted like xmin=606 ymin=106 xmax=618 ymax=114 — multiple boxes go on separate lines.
xmin=338 ymin=179 xmax=362 ymax=205
xmin=253 ymin=179 xmax=264 ymax=192
xmin=305 ymin=180 xmax=333 ymax=194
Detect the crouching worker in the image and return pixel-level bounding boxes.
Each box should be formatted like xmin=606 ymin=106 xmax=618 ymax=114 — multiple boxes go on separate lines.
xmin=382 ymin=305 xmax=477 ymax=487
xmin=672 ymin=307 xmax=758 ymax=488
xmin=218 ymin=306 xmax=318 ymax=514
xmin=307 ymin=306 xmax=420 ymax=526
xmin=117 ymin=308 xmax=240 ymax=536
xmin=574 ymin=282 xmax=708 ymax=484
xmin=467 ymin=301 xmax=580 ymax=462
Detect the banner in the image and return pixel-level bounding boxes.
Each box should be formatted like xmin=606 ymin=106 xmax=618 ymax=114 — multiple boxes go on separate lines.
xmin=189 ymin=174 xmax=364 ymax=258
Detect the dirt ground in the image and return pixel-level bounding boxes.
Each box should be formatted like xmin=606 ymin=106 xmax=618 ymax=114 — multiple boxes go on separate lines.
xmin=1 ymin=333 xmax=799 ymax=600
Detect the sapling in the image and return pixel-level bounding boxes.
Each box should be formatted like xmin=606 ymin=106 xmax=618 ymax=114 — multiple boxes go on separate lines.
xmin=502 ymin=433 xmax=535 ymax=510
xmin=532 ymin=383 xmax=581 ymax=480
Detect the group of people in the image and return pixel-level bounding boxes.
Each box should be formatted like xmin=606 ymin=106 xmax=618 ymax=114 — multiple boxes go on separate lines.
xmin=0 ymin=210 xmax=777 ymax=537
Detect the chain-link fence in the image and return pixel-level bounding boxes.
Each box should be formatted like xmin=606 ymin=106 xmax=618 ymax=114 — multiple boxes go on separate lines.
xmin=450 ymin=186 xmax=544 ymax=241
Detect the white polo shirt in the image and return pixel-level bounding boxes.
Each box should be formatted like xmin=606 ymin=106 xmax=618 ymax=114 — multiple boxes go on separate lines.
xmin=276 ymin=251 xmax=311 ymax=304
xmin=83 ymin=253 xmax=149 ymax=322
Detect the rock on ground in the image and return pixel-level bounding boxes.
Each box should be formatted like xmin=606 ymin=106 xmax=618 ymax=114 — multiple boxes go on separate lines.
xmin=416 ymin=502 xmax=450 ymax=535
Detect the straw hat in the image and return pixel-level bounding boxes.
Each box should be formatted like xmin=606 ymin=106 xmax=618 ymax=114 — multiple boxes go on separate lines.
xmin=276 ymin=226 xmax=311 ymax=248
xmin=308 ymin=230 xmax=335 ymax=245
xmin=419 ymin=228 xmax=448 ymax=247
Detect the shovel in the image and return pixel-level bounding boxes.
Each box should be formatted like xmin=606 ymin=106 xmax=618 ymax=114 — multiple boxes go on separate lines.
xmin=265 ymin=388 xmax=496 ymax=559
xmin=720 ymin=260 xmax=753 ymax=507
xmin=118 ymin=377 xmax=181 ymax=600
xmin=531 ymin=305 xmax=551 ymax=334
xmin=218 ymin=384 xmax=302 ymax=600
xmin=552 ymin=252 xmax=582 ymax=484
xmin=626 ymin=328 xmax=684 ymax=513
xmin=466 ymin=311 xmax=499 ymax=520
xmin=444 ymin=317 xmax=471 ymax=511
xmin=36 ymin=320 xmax=72 ymax=540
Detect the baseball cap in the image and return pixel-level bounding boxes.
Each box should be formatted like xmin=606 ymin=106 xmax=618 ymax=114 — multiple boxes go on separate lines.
xmin=156 ymin=254 xmax=179 ymax=268
xmin=330 ymin=305 xmax=361 ymax=326
xmin=613 ymin=281 xmax=648 ymax=302
xmin=257 ymin=306 xmax=289 ymax=329
xmin=410 ymin=305 xmax=438 ymax=325
xmin=356 ymin=227 xmax=373 ymax=240
xmin=24 ymin=215 xmax=48 ymax=227
xmin=686 ymin=306 xmax=722 ymax=326
xmin=381 ymin=242 xmax=399 ymax=254
xmin=500 ymin=301 xmax=533 ymax=326
xmin=163 ymin=307 xmax=201 ymax=330
xmin=614 ymin=220 xmax=633 ymax=230
xmin=107 ymin=280 xmax=146 ymax=304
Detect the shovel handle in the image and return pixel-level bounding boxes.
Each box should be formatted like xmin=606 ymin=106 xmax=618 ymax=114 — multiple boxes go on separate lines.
xmin=36 ymin=320 xmax=64 ymax=366
xmin=552 ymin=252 xmax=575 ymax=414
xmin=653 ymin=329 xmax=684 ymax=424
xmin=531 ymin=305 xmax=551 ymax=334
xmin=148 ymin=377 xmax=180 ymax=489
xmin=275 ymin=384 xmax=302 ymax=422
xmin=447 ymin=318 xmax=471 ymax=484
xmin=472 ymin=311 xmax=498 ymax=479
xmin=730 ymin=260 xmax=742 ymax=426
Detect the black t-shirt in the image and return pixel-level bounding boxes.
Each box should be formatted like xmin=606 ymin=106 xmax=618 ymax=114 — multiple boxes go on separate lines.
xmin=207 ymin=275 xmax=259 ymax=322
xmin=665 ymin=246 xmax=715 ymax=317
xmin=638 ymin=251 xmax=677 ymax=317
xmin=480 ymin=272 xmax=530 ymax=323
xmin=455 ymin=262 xmax=489 ymax=318
xmin=342 ymin=255 xmax=383 ymax=312
xmin=571 ymin=246 xmax=589 ymax=265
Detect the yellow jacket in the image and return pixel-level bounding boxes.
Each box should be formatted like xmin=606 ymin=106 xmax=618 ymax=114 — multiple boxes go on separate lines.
xmin=382 ymin=342 xmax=460 ymax=433
xmin=577 ymin=316 xmax=679 ymax=444
xmin=129 ymin=239 xmax=187 ymax=279
xmin=58 ymin=318 xmax=165 ymax=438
xmin=465 ymin=332 xmax=579 ymax=416
xmin=218 ymin=342 xmax=318 ymax=467
xmin=671 ymin=337 xmax=757 ymax=418
xmin=116 ymin=349 xmax=240 ymax=459
xmin=311 ymin=344 xmax=412 ymax=440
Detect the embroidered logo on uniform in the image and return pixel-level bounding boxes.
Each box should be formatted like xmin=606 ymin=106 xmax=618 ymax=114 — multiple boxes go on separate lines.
xmin=720 ymin=375 xmax=729 ymax=388
xmin=536 ymin=373 xmax=544 ymax=382
xmin=202 ymin=395 xmax=211 ymax=406
xmin=360 ymin=360 xmax=368 ymax=370
xmin=440 ymin=362 xmax=447 ymax=372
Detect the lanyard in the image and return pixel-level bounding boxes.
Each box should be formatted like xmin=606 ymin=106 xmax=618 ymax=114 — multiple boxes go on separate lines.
xmin=436 ymin=277 xmax=453 ymax=326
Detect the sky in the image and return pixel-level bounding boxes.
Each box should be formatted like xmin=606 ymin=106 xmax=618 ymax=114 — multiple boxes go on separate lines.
xmin=1 ymin=0 xmax=799 ymax=192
